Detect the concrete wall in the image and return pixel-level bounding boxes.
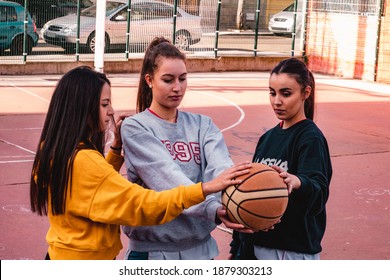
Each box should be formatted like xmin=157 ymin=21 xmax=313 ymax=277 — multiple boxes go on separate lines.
xmin=304 ymin=1 xmax=390 ymax=83
xmin=306 ymin=12 xmax=378 ymax=81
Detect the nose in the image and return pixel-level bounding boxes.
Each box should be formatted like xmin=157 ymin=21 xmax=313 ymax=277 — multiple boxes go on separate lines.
xmin=108 ymin=104 xmax=115 ymax=116
xmin=172 ymin=79 xmax=181 ymax=92
xmin=273 ymin=94 xmax=282 ymax=105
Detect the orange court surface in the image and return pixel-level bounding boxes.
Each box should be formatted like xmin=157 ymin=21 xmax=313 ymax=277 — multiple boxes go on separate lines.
xmin=0 ymin=71 xmax=389 ymax=260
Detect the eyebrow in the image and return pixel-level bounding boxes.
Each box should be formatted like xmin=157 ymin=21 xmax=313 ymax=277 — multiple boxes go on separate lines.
xmin=161 ymin=73 xmax=187 ymax=77
xmin=269 ymin=87 xmax=292 ymax=91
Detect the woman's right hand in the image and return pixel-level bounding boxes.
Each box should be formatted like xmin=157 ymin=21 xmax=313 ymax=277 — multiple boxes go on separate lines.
xmin=110 ymin=113 xmax=132 ymax=152
xmin=201 ymin=162 xmax=252 ymax=196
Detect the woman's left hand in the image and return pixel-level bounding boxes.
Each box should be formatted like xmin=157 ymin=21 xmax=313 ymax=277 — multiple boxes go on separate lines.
xmin=271 ymin=165 xmax=301 ymax=194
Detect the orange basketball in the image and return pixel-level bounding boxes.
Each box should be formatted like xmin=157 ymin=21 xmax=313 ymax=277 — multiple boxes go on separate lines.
xmin=222 ymin=163 xmax=288 ymax=230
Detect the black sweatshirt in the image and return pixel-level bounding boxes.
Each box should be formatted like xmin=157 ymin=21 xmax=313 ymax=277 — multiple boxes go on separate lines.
xmin=240 ymin=119 xmax=332 ymax=255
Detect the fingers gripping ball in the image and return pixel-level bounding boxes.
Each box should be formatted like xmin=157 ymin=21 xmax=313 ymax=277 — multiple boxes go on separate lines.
xmin=222 ymin=163 xmax=288 ymax=230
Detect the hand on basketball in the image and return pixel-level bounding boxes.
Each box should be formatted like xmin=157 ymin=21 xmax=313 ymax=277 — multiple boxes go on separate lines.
xmin=259 ymin=219 xmax=281 ymax=232
xmin=271 ymin=165 xmax=301 ymax=194
xmin=217 ymin=207 xmax=256 ymax=233
xmin=201 ymin=162 xmax=252 ymax=196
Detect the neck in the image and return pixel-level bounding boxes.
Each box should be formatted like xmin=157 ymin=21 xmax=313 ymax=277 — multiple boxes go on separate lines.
xmin=282 ymin=117 xmax=307 ymax=129
xmin=148 ymin=108 xmax=178 ymax=122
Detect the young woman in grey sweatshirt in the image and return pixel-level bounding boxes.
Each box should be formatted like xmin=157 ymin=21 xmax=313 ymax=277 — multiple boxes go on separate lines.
xmin=121 ymin=37 xmax=249 ymax=260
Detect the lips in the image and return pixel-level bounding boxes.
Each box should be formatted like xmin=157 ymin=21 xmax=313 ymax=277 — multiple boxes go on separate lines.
xmin=274 ymin=109 xmax=285 ymax=114
xmin=169 ymin=95 xmax=182 ymax=101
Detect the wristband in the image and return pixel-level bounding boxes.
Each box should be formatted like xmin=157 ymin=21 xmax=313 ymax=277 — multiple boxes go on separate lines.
xmin=110 ymin=146 xmax=122 ymax=151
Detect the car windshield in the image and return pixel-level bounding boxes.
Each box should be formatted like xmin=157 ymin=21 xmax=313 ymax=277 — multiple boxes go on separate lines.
xmin=80 ymin=0 xmax=94 ymax=6
xmin=284 ymin=4 xmax=294 ymax=12
xmin=80 ymin=2 xmax=126 ymax=17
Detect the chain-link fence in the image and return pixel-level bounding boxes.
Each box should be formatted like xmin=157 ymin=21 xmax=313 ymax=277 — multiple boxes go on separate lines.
xmin=306 ymin=0 xmax=384 ymax=81
xmin=0 ymin=0 xmax=305 ymax=64
xmin=2 ymin=0 xmax=389 ymax=84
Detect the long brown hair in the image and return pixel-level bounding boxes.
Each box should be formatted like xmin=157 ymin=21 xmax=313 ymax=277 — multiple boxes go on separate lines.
xmin=30 ymin=66 xmax=111 ymax=216
xmin=136 ymin=37 xmax=186 ymax=113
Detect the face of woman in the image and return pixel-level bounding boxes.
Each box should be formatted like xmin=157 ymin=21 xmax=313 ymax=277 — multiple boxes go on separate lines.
xmin=269 ymin=73 xmax=310 ymax=128
xmin=147 ymin=57 xmax=187 ymax=114
xmin=99 ymin=82 xmax=114 ymax=131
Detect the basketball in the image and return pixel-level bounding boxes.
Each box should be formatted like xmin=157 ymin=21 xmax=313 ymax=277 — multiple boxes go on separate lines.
xmin=222 ymin=163 xmax=288 ymax=230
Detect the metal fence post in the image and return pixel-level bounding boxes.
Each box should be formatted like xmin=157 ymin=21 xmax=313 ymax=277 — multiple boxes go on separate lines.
xmin=301 ymin=0 xmax=308 ymax=59
xmin=214 ymin=0 xmax=222 ymax=58
xmin=374 ymin=0 xmax=385 ymax=81
xmin=291 ymin=0 xmax=298 ymax=56
xmin=253 ymin=0 xmax=260 ymax=57
xmin=94 ymin=0 xmax=106 ymax=72
xmin=76 ymin=0 xmax=81 ymax=61
xmin=172 ymin=0 xmax=178 ymax=45
xmin=125 ymin=0 xmax=132 ymax=59
xmin=23 ymin=0 xmax=29 ymax=62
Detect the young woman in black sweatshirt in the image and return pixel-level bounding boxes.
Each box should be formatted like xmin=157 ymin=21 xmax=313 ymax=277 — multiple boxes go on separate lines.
xmin=230 ymin=58 xmax=333 ymax=260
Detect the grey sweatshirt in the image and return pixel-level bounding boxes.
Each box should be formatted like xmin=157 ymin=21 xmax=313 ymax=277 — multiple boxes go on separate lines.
xmin=121 ymin=109 xmax=233 ymax=252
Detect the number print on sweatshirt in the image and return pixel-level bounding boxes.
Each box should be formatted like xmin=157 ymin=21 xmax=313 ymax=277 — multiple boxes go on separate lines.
xmin=161 ymin=140 xmax=201 ymax=164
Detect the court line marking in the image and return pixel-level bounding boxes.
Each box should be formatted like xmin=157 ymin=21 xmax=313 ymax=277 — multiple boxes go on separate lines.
xmin=0 ymin=127 xmax=40 ymax=164
xmin=8 ymin=83 xmax=50 ymax=103
xmin=0 ymin=130 xmax=115 ymax=164
xmin=0 ymin=127 xmax=41 ymax=131
xmin=0 ymin=159 xmax=33 ymax=164
xmin=196 ymin=92 xmax=244 ymax=235
xmin=0 ymin=139 xmax=36 ymax=155
xmin=0 ymin=155 xmax=35 ymax=158
xmin=197 ymin=92 xmax=245 ymax=132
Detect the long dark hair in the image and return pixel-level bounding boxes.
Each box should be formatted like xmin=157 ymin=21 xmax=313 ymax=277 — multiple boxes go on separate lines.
xmin=271 ymin=58 xmax=315 ymax=120
xmin=30 ymin=66 xmax=111 ymax=216
xmin=136 ymin=37 xmax=186 ymax=113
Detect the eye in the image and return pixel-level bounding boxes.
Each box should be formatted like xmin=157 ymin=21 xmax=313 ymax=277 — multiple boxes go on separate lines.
xmin=282 ymin=90 xmax=291 ymax=97
xmin=269 ymin=90 xmax=276 ymax=96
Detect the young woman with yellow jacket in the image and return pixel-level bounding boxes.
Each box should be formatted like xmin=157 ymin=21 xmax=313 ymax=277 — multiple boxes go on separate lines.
xmin=30 ymin=66 xmax=251 ymax=260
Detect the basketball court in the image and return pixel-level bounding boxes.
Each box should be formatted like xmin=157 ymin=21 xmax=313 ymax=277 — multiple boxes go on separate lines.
xmin=0 ymin=71 xmax=389 ymax=260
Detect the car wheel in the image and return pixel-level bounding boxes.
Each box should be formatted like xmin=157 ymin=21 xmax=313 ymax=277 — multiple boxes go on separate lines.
xmin=63 ymin=43 xmax=76 ymax=54
xmin=10 ymin=36 xmax=24 ymax=56
xmin=10 ymin=36 xmax=33 ymax=55
xmin=174 ymin=30 xmax=191 ymax=51
xmin=25 ymin=38 xmax=33 ymax=55
xmin=87 ymin=32 xmax=110 ymax=53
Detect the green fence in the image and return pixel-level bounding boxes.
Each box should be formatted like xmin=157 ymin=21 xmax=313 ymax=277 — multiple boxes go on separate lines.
xmin=0 ymin=0 xmax=305 ymax=64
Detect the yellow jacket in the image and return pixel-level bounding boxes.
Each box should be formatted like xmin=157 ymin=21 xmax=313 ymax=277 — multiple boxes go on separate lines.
xmin=46 ymin=149 xmax=205 ymax=260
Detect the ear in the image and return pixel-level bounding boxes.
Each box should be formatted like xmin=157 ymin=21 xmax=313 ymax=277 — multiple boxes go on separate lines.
xmin=303 ymin=86 xmax=311 ymax=100
xmin=145 ymin=74 xmax=152 ymax=85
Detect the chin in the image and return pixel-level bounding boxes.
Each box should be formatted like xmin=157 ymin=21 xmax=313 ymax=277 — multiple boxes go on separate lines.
xmin=99 ymin=124 xmax=108 ymax=132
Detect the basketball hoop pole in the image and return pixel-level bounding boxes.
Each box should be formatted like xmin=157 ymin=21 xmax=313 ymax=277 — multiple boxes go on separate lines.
xmin=94 ymin=0 xmax=106 ymax=73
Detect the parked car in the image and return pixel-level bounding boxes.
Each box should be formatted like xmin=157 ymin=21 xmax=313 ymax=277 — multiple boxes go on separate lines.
xmin=0 ymin=1 xmax=39 ymax=55
xmin=9 ymin=0 xmax=94 ymax=27
xmin=41 ymin=0 xmax=202 ymax=53
xmin=268 ymin=2 xmax=303 ymax=35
